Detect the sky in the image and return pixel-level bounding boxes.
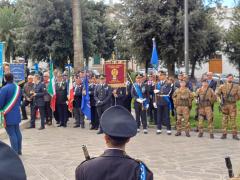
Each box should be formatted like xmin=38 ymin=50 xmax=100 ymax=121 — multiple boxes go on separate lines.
xmin=222 ymin=0 xmax=235 ymax=7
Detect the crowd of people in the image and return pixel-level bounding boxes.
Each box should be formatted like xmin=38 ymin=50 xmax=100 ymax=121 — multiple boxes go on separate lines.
xmin=2 ymin=63 xmax=240 ymax=141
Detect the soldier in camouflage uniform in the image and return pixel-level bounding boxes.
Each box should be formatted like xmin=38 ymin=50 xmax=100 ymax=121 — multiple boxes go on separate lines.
xmin=196 ymin=79 xmax=217 ymax=139
xmin=217 ymin=74 xmax=240 ymax=140
xmin=172 ymin=80 xmax=193 ymax=137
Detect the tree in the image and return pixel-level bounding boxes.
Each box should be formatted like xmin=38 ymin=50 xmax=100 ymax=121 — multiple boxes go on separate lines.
xmin=0 ymin=3 xmax=23 ymax=62
xmin=72 ymin=0 xmax=84 ymax=70
xmin=225 ymin=2 xmax=240 ymax=78
xmin=122 ymin=0 xmax=221 ymax=76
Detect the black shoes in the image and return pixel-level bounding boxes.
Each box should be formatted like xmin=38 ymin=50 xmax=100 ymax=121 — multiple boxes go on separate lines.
xmin=38 ymin=127 xmax=45 ymax=130
xmin=73 ymin=125 xmax=80 ymax=128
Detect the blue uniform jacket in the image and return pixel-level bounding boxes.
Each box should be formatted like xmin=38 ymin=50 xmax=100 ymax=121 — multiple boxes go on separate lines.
xmin=0 ymin=83 xmax=22 ymax=125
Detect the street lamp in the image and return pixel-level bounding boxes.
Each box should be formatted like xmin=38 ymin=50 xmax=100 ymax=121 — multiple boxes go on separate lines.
xmin=184 ymin=0 xmax=189 ymax=75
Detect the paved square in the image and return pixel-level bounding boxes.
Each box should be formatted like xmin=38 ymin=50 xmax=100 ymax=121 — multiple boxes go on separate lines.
xmin=3 ymin=120 xmax=240 ymax=180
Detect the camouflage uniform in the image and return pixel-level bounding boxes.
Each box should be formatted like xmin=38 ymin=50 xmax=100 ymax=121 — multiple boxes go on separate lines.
xmin=172 ymin=88 xmax=193 ymax=136
xmin=196 ymin=87 xmax=216 ymax=138
xmin=217 ymin=82 xmax=240 ymax=139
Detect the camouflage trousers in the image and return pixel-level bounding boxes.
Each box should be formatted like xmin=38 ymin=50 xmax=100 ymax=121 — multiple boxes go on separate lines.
xmin=198 ymin=106 xmax=213 ymax=134
xmin=221 ymin=103 xmax=238 ymax=135
xmin=176 ymin=106 xmax=190 ymax=133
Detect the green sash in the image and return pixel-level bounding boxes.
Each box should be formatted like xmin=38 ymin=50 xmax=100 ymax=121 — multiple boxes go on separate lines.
xmin=0 ymin=83 xmax=21 ymax=128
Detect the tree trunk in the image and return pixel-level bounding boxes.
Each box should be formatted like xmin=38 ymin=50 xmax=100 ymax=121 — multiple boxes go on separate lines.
xmin=167 ymin=63 xmax=175 ymax=77
xmin=72 ymin=0 xmax=84 ymax=71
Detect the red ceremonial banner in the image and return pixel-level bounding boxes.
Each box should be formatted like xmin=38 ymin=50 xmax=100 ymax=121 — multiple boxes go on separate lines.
xmin=104 ymin=62 xmax=126 ymax=88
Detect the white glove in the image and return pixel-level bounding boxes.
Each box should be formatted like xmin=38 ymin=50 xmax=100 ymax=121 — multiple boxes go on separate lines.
xmin=145 ymin=104 xmax=149 ymax=110
xmin=154 ymin=89 xmax=160 ymax=94
xmin=153 ymin=102 xmax=157 ymax=108
xmin=136 ymin=98 xmax=142 ymax=103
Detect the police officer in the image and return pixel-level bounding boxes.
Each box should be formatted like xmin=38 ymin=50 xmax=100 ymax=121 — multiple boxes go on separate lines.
xmin=29 ymin=74 xmax=46 ymax=130
xmin=196 ymin=79 xmax=217 ymax=139
xmin=94 ymin=75 xmax=112 ymax=134
xmin=131 ymin=74 xmax=149 ymax=134
xmin=89 ymin=76 xmax=99 ymax=130
xmin=75 ymin=106 xmax=153 ymax=180
xmin=55 ymin=73 xmax=68 ymax=127
xmin=21 ymin=75 xmax=34 ymax=120
xmin=73 ymin=76 xmax=85 ymax=128
xmin=153 ymin=71 xmax=172 ymax=135
xmin=217 ymin=74 xmax=240 ymax=140
xmin=172 ymin=80 xmax=193 ymax=137
xmin=147 ymin=74 xmax=157 ymax=124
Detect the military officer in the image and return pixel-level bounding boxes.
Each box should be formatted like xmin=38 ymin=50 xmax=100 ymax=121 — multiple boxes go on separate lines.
xmin=217 ymin=74 xmax=240 ymax=140
xmin=94 ymin=75 xmax=112 ymax=134
xmin=73 ymin=76 xmax=85 ymax=128
xmin=131 ymin=74 xmax=149 ymax=134
xmin=147 ymin=74 xmax=157 ymax=124
xmin=75 ymin=106 xmax=153 ymax=180
xmin=153 ymin=71 xmax=172 ymax=135
xmin=89 ymin=76 xmax=99 ymax=130
xmin=172 ymin=80 xmax=193 ymax=137
xmin=55 ymin=73 xmax=68 ymax=127
xmin=29 ymin=74 xmax=46 ymax=130
xmin=196 ymin=79 xmax=217 ymax=139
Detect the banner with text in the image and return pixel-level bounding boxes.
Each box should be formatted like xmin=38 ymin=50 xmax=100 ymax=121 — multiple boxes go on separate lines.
xmin=10 ymin=63 xmax=25 ymax=84
xmin=104 ymin=61 xmax=126 ymax=88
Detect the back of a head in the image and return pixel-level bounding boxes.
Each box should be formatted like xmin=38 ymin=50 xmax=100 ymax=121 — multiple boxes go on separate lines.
xmin=4 ymin=73 xmax=14 ymax=83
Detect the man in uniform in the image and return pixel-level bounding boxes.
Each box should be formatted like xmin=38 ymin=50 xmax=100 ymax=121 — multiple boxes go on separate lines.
xmin=55 ymin=73 xmax=68 ymax=127
xmin=147 ymin=74 xmax=157 ymax=124
xmin=29 ymin=74 xmax=46 ymax=130
xmin=153 ymin=71 xmax=172 ymax=135
xmin=73 ymin=76 xmax=85 ymax=128
xmin=89 ymin=76 xmax=99 ymax=130
xmin=131 ymin=74 xmax=149 ymax=134
xmin=123 ymin=79 xmax=132 ymax=113
xmin=196 ymin=79 xmax=217 ymax=139
xmin=21 ymin=75 xmax=34 ymax=120
xmin=172 ymin=80 xmax=193 ymax=137
xmin=75 ymin=105 xmax=153 ymax=180
xmin=112 ymin=87 xmax=126 ymax=106
xmin=94 ymin=75 xmax=112 ymax=134
xmin=217 ymin=74 xmax=240 ymax=140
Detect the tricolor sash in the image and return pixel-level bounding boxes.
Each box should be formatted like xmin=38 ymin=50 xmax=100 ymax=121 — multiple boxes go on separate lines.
xmin=0 ymin=83 xmax=21 ymax=128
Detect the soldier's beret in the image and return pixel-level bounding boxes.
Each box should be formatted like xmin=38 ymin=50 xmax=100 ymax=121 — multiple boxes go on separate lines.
xmin=100 ymin=106 xmax=138 ymax=138
xmin=201 ymin=79 xmax=208 ymax=83
xmin=0 ymin=141 xmax=26 ymax=180
xmin=227 ymin=73 xmax=233 ymax=78
xmin=159 ymin=70 xmax=166 ymax=75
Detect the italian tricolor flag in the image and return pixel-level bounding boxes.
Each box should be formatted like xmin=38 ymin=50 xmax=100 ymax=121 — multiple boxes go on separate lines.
xmin=68 ymin=76 xmax=74 ymax=112
xmin=48 ymin=61 xmax=56 ymax=112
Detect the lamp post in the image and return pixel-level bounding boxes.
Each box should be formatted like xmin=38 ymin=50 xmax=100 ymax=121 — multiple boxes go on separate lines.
xmin=184 ymin=0 xmax=189 ymax=75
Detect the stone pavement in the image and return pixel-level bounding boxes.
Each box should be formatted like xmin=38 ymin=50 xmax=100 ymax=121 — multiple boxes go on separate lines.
xmin=2 ymin=119 xmax=240 ymax=180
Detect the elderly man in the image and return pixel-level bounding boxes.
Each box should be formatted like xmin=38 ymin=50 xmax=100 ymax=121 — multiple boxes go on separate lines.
xmin=206 ymin=72 xmax=217 ymax=91
xmin=21 ymin=75 xmax=34 ymax=120
xmin=43 ymin=72 xmax=52 ymax=125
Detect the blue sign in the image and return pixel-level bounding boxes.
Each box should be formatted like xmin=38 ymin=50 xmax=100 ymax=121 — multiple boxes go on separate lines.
xmin=0 ymin=42 xmax=3 ymax=87
xmin=10 ymin=64 xmax=25 ymax=83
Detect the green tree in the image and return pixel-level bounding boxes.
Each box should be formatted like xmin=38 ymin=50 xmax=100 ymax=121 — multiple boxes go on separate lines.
xmin=122 ymin=0 xmax=221 ymax=76
xmin=0 ymin=3 xmax=23 ymax=62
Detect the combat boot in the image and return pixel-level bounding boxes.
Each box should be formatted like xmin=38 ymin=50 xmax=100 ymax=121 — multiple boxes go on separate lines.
xmin=198 ymin=132 xmax=203 ymax=138
xmin=220 ymin=134 xmax=227 ymax=139
xmin=175 ymin=132 xmax=181 ymax=136
xmin=233 ymin=135 xmax=240 ymax=141
xmin=210 ymin=134 xmax=214 ymax=139
xmin=185 ymin=132 xmax=190 ymax=137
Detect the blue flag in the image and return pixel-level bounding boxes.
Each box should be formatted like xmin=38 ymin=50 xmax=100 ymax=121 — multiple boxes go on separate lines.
xmin=150 ymin=38 xmax=159 ymax=67
xmin=0 ymin=42 xmax=4 ymax=86
xmin=81 ymin=76 xmax=91 ymax=120
xmin=34 ymin=63 xmax=39 ymax=73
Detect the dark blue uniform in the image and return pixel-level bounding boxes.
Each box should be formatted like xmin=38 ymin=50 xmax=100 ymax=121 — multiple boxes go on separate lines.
xmin=89 ymin=83 xmax=99 ymax=129
xmin=73 ymin=84 xmax=85 ymax=128
xmin=75 ymin=149 xmax=153 ymax=180
xmin=30 ymin=82 xmax=46 ymax=129
xmin=131 ymin=83 xmax=149 ymax=130
xmin=123 ymin=81 xmax=132 ymax=113
xmin=112 ymin=87 xmax=126 ymax=106
xmin=154 ymin=80 xmax=172 ymax=132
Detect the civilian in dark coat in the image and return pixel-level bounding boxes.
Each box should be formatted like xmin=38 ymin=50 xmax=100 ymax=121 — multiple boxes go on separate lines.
xmin=89 ymin=77 xmax=99 ymax=130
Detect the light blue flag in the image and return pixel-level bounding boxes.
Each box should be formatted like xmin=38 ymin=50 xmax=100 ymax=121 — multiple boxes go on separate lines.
xmin=150 ymin=38 xmax=159 ymax=68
